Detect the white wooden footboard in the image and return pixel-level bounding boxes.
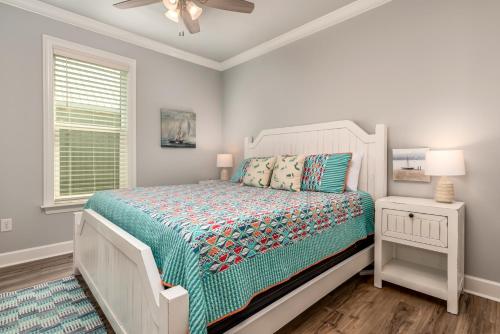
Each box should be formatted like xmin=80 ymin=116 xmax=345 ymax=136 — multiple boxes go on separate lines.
xmin=73 ymin=210 xmax=189 ymax=334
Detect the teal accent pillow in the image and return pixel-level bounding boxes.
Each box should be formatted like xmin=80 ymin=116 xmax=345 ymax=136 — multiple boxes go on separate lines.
xmin=301 ymin=153 xmax=352 ymax=193
xmin=230 ymin=158 xmax=251 ymax=183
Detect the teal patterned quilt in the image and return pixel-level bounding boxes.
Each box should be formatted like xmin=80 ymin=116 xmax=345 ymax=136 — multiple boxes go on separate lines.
xmin=85 ymin=182 xmax=374 ymax=334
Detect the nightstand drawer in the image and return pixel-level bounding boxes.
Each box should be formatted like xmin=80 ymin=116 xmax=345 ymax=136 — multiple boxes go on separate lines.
xmin=382 ymin=209 xmax=448 ymax=248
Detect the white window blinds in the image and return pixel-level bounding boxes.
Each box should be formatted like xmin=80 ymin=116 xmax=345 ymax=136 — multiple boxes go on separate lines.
xmin=53 ymin=53 xmax=129 ymax=202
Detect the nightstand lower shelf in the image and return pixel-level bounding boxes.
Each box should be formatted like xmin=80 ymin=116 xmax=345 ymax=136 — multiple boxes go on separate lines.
xmin=381 ymin=258 xmax=447 ymax=300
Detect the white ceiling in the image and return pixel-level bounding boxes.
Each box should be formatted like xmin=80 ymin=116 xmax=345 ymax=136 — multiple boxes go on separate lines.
xmin=38 ymin=0 xmax=356 ymax=61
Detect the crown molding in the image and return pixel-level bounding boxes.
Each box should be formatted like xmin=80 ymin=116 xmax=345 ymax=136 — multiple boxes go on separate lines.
xmin=1 ymin=0 xmax=391 ymax=71
xmin=0 ymin=0 xmax=223 ymax=71
xmin=220 ymin=0 xmax=392 ymax=70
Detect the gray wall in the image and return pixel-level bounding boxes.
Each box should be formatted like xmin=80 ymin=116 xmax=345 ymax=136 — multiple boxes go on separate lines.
xmin=0 ymin=4 xmax=223 ymax=253
xmin=223 ymin=0 xmax=500 ymax=282
xmin=2 ymin=0 xmax=499 ymax=283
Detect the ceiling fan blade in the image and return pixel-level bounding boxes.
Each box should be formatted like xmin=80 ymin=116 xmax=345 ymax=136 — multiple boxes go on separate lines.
xmin=181 ymin=9 xmax=201 ymax=34
xmin=113 ymin=0 xmax=161 ymax=9
xmin=194 ymin=0 xmax=254 ymax=13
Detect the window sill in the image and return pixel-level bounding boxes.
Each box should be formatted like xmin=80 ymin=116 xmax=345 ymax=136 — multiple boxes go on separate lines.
xmin=41 ymin=200 xmax=87 ymax=214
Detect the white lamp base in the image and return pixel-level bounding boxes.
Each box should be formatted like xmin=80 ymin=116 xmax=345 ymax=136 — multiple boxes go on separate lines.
xmin=434 ymin=176 xmax=455 ymax=203
xmin=220 ymin=168 xmax=229 ymax=181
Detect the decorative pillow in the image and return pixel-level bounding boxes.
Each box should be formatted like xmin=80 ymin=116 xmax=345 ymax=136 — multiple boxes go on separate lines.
xmin=346 ymin=152 xmax=364 ymax=191
xmin=243 ymin=157 xmax=277 ymax=188
xmin=270 ymin=155 xmax=305 ymax=192
xmin=230 ymin=158 xmax=252 ymax=183
xmin=301 ymin=153 xmax=352 ymax=193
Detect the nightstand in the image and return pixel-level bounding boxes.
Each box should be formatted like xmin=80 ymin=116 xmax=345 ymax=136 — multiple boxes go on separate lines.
xmin=374 ymin=196 xmax=465 ymax=314
xmin=198 ymin=179 xmax=221 ymax=185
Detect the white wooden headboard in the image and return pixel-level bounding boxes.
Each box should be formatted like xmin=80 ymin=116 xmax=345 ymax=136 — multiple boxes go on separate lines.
xmin=244 ymin=120 xmax=387 ymax=200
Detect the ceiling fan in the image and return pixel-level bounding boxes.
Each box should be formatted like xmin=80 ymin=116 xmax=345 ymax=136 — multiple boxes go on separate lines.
xmin=113 ymin=0 xmax=255 ymax=34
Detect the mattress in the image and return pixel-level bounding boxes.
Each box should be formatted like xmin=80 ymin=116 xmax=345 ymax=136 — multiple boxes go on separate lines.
xmin=85 ymin=182 xmax=374 ymax=334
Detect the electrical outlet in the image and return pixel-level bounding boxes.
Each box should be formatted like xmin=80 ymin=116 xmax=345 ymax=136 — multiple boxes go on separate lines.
xmin=0 ymin=218 xmax=13 ymax=232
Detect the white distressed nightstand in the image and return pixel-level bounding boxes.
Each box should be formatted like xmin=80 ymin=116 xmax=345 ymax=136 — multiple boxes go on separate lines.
xmin=198 ymin=179 xmax=221 ymax=185
xmin=374 ymin=196 xmax=465 ymax=314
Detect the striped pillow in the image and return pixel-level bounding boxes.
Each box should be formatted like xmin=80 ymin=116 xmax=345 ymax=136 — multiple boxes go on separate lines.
xmin=230 ymin=158 xmax=251 ymax=183
xmin=301 ymin=153 xmax=352 ymax=193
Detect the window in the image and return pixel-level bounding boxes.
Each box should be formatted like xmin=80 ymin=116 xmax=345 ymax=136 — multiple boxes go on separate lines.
xmin=43 ymin=36 xmax=136 ymax=213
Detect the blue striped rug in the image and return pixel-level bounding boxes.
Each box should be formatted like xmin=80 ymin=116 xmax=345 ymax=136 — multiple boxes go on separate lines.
xmin=0 ymin=276 xmax=107 ymax=333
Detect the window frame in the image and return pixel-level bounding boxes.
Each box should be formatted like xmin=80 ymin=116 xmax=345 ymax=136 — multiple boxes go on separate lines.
xmin=42 ymin=35 xmax=136 ymax=214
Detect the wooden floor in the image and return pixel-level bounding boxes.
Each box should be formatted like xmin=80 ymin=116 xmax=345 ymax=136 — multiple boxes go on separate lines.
xmin=0 ymin=253 xmax=74 ymax=292
xmin=1 ymin=255 xmax=499 ymax=334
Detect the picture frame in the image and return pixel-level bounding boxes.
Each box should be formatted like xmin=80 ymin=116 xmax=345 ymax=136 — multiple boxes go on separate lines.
xmin=392 ymin=148 xmax=431 ymax=182
xmin=160 ymin=109 xmax=196 ymax=148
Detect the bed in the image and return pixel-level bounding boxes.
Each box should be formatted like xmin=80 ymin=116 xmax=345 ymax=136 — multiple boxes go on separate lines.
xmin=73 ymin=120 xmax=387 ymax=334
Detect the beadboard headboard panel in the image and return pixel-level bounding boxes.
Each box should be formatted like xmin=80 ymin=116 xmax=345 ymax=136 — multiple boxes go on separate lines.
xmin=244 ymin=121 xmax=387 ymax=199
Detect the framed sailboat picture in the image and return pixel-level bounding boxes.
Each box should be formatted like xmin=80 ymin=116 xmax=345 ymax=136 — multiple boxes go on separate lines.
xmin=161 ymin=109 xmax=196 ymax=148
xmin=392 ymin=148 xmax=430 ymax=182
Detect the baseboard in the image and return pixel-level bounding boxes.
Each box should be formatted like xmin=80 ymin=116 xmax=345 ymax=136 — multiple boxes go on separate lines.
xmin=0 ymin=241 xmax=73 ymax=268
xmin=464 ymin=275 xmax=500 ymax=303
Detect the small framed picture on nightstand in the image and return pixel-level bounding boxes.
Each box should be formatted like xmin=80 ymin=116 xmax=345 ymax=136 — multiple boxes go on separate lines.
xmin=392 ymin=148 xmax=431 ymax=182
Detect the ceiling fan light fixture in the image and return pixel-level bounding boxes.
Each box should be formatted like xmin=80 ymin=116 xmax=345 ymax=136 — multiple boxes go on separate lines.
xmin=162 ymin=0 xmax=178 ymax=11
xmin=165 ymin=8 xmax=180 ymax=22
xmin=114 ymin=0 xmax=255 ymax=34
xmin=186 ymin=1 xmax=203 ymax=21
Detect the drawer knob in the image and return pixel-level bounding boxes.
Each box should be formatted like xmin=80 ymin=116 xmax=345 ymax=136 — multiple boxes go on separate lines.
xmin=409 ymin=213 xmax=414 ymax=218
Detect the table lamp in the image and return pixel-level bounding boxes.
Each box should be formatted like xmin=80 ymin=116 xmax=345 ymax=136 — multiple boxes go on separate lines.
xmin=217 ymin=154 xmax=233 ymax=181
xmin=425 ymin=150 xmax=465 ymax=203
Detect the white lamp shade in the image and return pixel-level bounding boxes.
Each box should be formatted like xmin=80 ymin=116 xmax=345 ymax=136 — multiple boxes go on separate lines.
xmin=162 ymin=0 xmax=178 ymax=11
xmin=217 ymin=154 xmax=233 ymax=168
xmin=164 ymin=9 xmax=180 ymax=22
xmin=186 ymin=1 xmax=203 ymax=20
xmin=425 ymin=150 xmax=465 ymax=176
